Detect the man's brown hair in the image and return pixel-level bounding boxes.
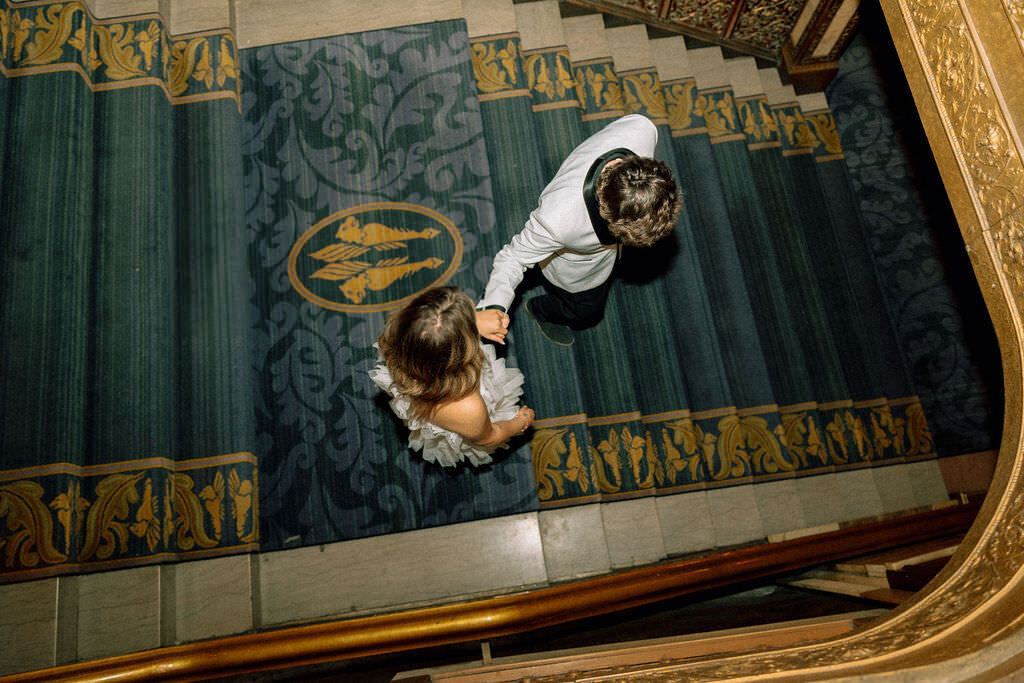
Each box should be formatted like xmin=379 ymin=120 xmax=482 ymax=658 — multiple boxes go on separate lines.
xmin=597 ymin=156 xmax=683 ymax=247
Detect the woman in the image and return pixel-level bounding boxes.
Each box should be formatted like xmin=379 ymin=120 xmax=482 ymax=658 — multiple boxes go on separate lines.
xmin=370 ymin=286 xmax=535 ymax=467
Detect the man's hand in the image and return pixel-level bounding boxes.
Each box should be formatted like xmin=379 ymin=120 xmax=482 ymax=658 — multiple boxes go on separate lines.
xmin=476 ymin=308 xmax=510 ymax=344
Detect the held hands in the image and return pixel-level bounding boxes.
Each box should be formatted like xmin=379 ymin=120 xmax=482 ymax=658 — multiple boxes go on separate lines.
xmin=476 ymin=309 xmax=510 ymax=344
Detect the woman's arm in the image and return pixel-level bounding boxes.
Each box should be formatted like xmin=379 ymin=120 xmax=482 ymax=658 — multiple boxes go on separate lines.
xmin=432 ymin=393 xmax=534 ymax=447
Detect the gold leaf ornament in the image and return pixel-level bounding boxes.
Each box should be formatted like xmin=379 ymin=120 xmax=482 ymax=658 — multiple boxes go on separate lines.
xmin=564 ymin=432 xmax=589 ymax=493
xmin=79 ymin=472 xmax=145 ymax=561
xmin=228 ymin=469 xmax=256 ymax=542
xmin=11 ymin=11 xmax=35 ymax=65
xmin=553 ymin=55 xmax=575 ymax=98
xmin=905 ymin=401 xmax=934 ymax=457
xmin=524 ymin=54 xmax=554 ymax=98
xmin=20 ymin=3 xmax=79 ymax=66
xmin=806 ymin=111 xmax=842 ymax=154
xmin=845 ymin=411 xmax=875 ymax=460
xmin=741 ymin=415 xmax=791 ymax=474
xmin=135 ymin=21 xmax=161 ymax=72
xmin=93 ymin=23 xmax=145 ymax=80
xmin=0 ymin=10 xmax=8 ymax=58
xmin=659 ymin=428 xmax=685 ymax=484
xmin=664 ymin=81 xmax=697 ymax=132
xmin=532 ymin=428 xmax=569 ymax=501
xmin=825 ymin=413 xmax=850 ymax=463
xmin=129 ymin=477 xmax=161 ymax=552
xmin=50 ymin=481 xmax=89 ymax=555
xmin=67 ymin=24 xmax=87 ymax=59
xmin=172 ymin=472 xmax=220 ymax=550
xmin=169 ymin=37 xmax=206 ymax=96
xmin=0 ymin=481 xmax=67 ymax=568
xmin=590 ymin=429 xmax=623 ymax=493
xmin=715 ymin=414 xmax=752 ymax=479
xmin=621 ymin=73 xmax=667 ymax=119
xmin=471 ymin=42 xmax=513 ymax=94
xmin=217 ymin=35 xmax=239 ymax=86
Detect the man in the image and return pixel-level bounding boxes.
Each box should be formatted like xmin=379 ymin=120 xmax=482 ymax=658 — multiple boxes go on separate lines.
xmin=477 ymin=114 xmax=681 ymax=346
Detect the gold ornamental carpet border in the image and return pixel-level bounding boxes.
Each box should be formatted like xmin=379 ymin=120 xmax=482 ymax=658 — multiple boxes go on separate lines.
xmin=0 ymin=0 xmax=240 ymax=106
xmin=0 ymin=453 xmax=258 ymax=583
xmin=530 ymin=395 xmax=936 ymax=506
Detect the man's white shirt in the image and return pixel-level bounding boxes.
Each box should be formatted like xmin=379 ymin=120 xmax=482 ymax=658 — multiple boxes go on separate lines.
xmin=478 ymin=114 xmax=659 ymax=311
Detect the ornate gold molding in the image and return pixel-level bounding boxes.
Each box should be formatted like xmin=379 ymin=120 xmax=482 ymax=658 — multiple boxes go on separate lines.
xmin=1006 ymin=0 xmax=1024 ymax=50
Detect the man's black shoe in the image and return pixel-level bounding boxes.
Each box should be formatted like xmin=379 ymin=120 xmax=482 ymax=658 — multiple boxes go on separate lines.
xmin=525 ymin=298 xmax=574 ymax=346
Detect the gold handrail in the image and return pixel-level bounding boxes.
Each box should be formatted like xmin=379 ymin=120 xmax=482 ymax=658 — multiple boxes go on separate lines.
xmin=13 ymin=502 xmax=979 ymax=682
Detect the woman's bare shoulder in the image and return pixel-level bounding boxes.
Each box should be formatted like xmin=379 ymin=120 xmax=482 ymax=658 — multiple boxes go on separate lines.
xmin=432 ymin=392 xmax=486 ymax=421
xmin=431 ymin=392 xmax=488 ymax=439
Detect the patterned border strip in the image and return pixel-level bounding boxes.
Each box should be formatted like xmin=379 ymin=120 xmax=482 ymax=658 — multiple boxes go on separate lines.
xmin=470 ymin=33 xmax=530 ymax=102
xmin=617 ymin=66 xmax=669 ymax=124
xmin=0 ymin=452 xmax=258 ymax=583
xmin=0 ymin=0 xmax=240 ymax=107
xmin=574 ymin=57 xmax=626 ymax=119
xmin=470 ymin=34 xmax=844 ymax=159
xmin=532 ymin=395 xmax=935 ymax=505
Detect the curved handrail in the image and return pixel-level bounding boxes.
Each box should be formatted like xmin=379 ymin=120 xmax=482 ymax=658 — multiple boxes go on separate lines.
xmin=12 ymin=502 xmax=979 ymax=682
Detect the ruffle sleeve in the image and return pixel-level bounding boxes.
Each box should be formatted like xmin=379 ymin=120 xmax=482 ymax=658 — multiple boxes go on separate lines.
xmin=369 ymin=344 xmax=525 ymax=467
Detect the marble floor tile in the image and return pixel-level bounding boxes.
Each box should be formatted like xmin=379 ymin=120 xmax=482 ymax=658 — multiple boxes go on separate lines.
xmin=77 ymin=565 xmax=161 ymax=662
xmin=513 ymin=0 xmax=564 ymax=52
xmin=707 ymin=484 xmax=766 ymax=548
xmin=835 ymin=468 xmax=885 ymax=521
xmin=904 ymin=460 xmax=952 ymax=507
xmin=795 ymin=473 xmax=844 ymax=528
xmin=601 ymin=497 xmax=667 ymax=570
xmin=236 ymin=0 xmax=464 ymax=48
xmin=752 ymin=479 xmax=807 ymax=537
xmin=462 ymin=0 xmax=517 ymax=38
xmin=656 ymin=490 xmax=714 ymax=557
xmin=173 ymin=554 xmax=254 ymax=644
xmin=258 ymin=513 xmax=547 ymax=627
xmin=872 ymin=463 xmax=917 ymax=514
xmin=538 ymin=505 xmax=611 ymax=582
xmin=0 ymin=578 xmax=57 ymax=675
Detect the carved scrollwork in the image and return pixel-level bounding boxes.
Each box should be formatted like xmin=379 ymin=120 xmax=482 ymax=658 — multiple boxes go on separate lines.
xmin=909 ymin=0 xmax=1024 ymax=304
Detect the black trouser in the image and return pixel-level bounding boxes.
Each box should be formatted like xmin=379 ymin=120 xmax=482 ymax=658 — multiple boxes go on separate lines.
xmin=531 ymin=275 xmax=613 ymax=329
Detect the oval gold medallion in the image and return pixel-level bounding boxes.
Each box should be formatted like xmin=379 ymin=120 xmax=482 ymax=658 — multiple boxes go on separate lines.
xmin=288 ymin=202 xmax=463 ymax=313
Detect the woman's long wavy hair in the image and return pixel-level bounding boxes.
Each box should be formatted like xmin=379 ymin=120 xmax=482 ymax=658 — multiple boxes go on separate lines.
xmin=597 ymin=156 xmax=683 ymax=247
xmin=378 ymin=286 xmax=484 ymax=421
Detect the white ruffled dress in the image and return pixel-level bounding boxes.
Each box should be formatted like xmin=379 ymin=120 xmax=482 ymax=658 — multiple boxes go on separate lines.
xmin=369 ymin=344 xmax=526 ymax=467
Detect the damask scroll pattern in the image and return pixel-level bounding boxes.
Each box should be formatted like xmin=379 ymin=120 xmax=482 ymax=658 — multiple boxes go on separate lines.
xmin=574 ymin=61 xmax=625 ymax=115
xmin=245 ymin=23 xmax=537 ymax=551
xmin=523 ymin=49 xmax=579 ymax=109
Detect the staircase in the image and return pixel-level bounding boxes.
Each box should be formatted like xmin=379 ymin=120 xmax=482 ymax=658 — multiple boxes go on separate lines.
xmin=464 ymin=0 xmax=950 ymax=580
xmin=0 ymin=0 xmax=956 ymax=678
